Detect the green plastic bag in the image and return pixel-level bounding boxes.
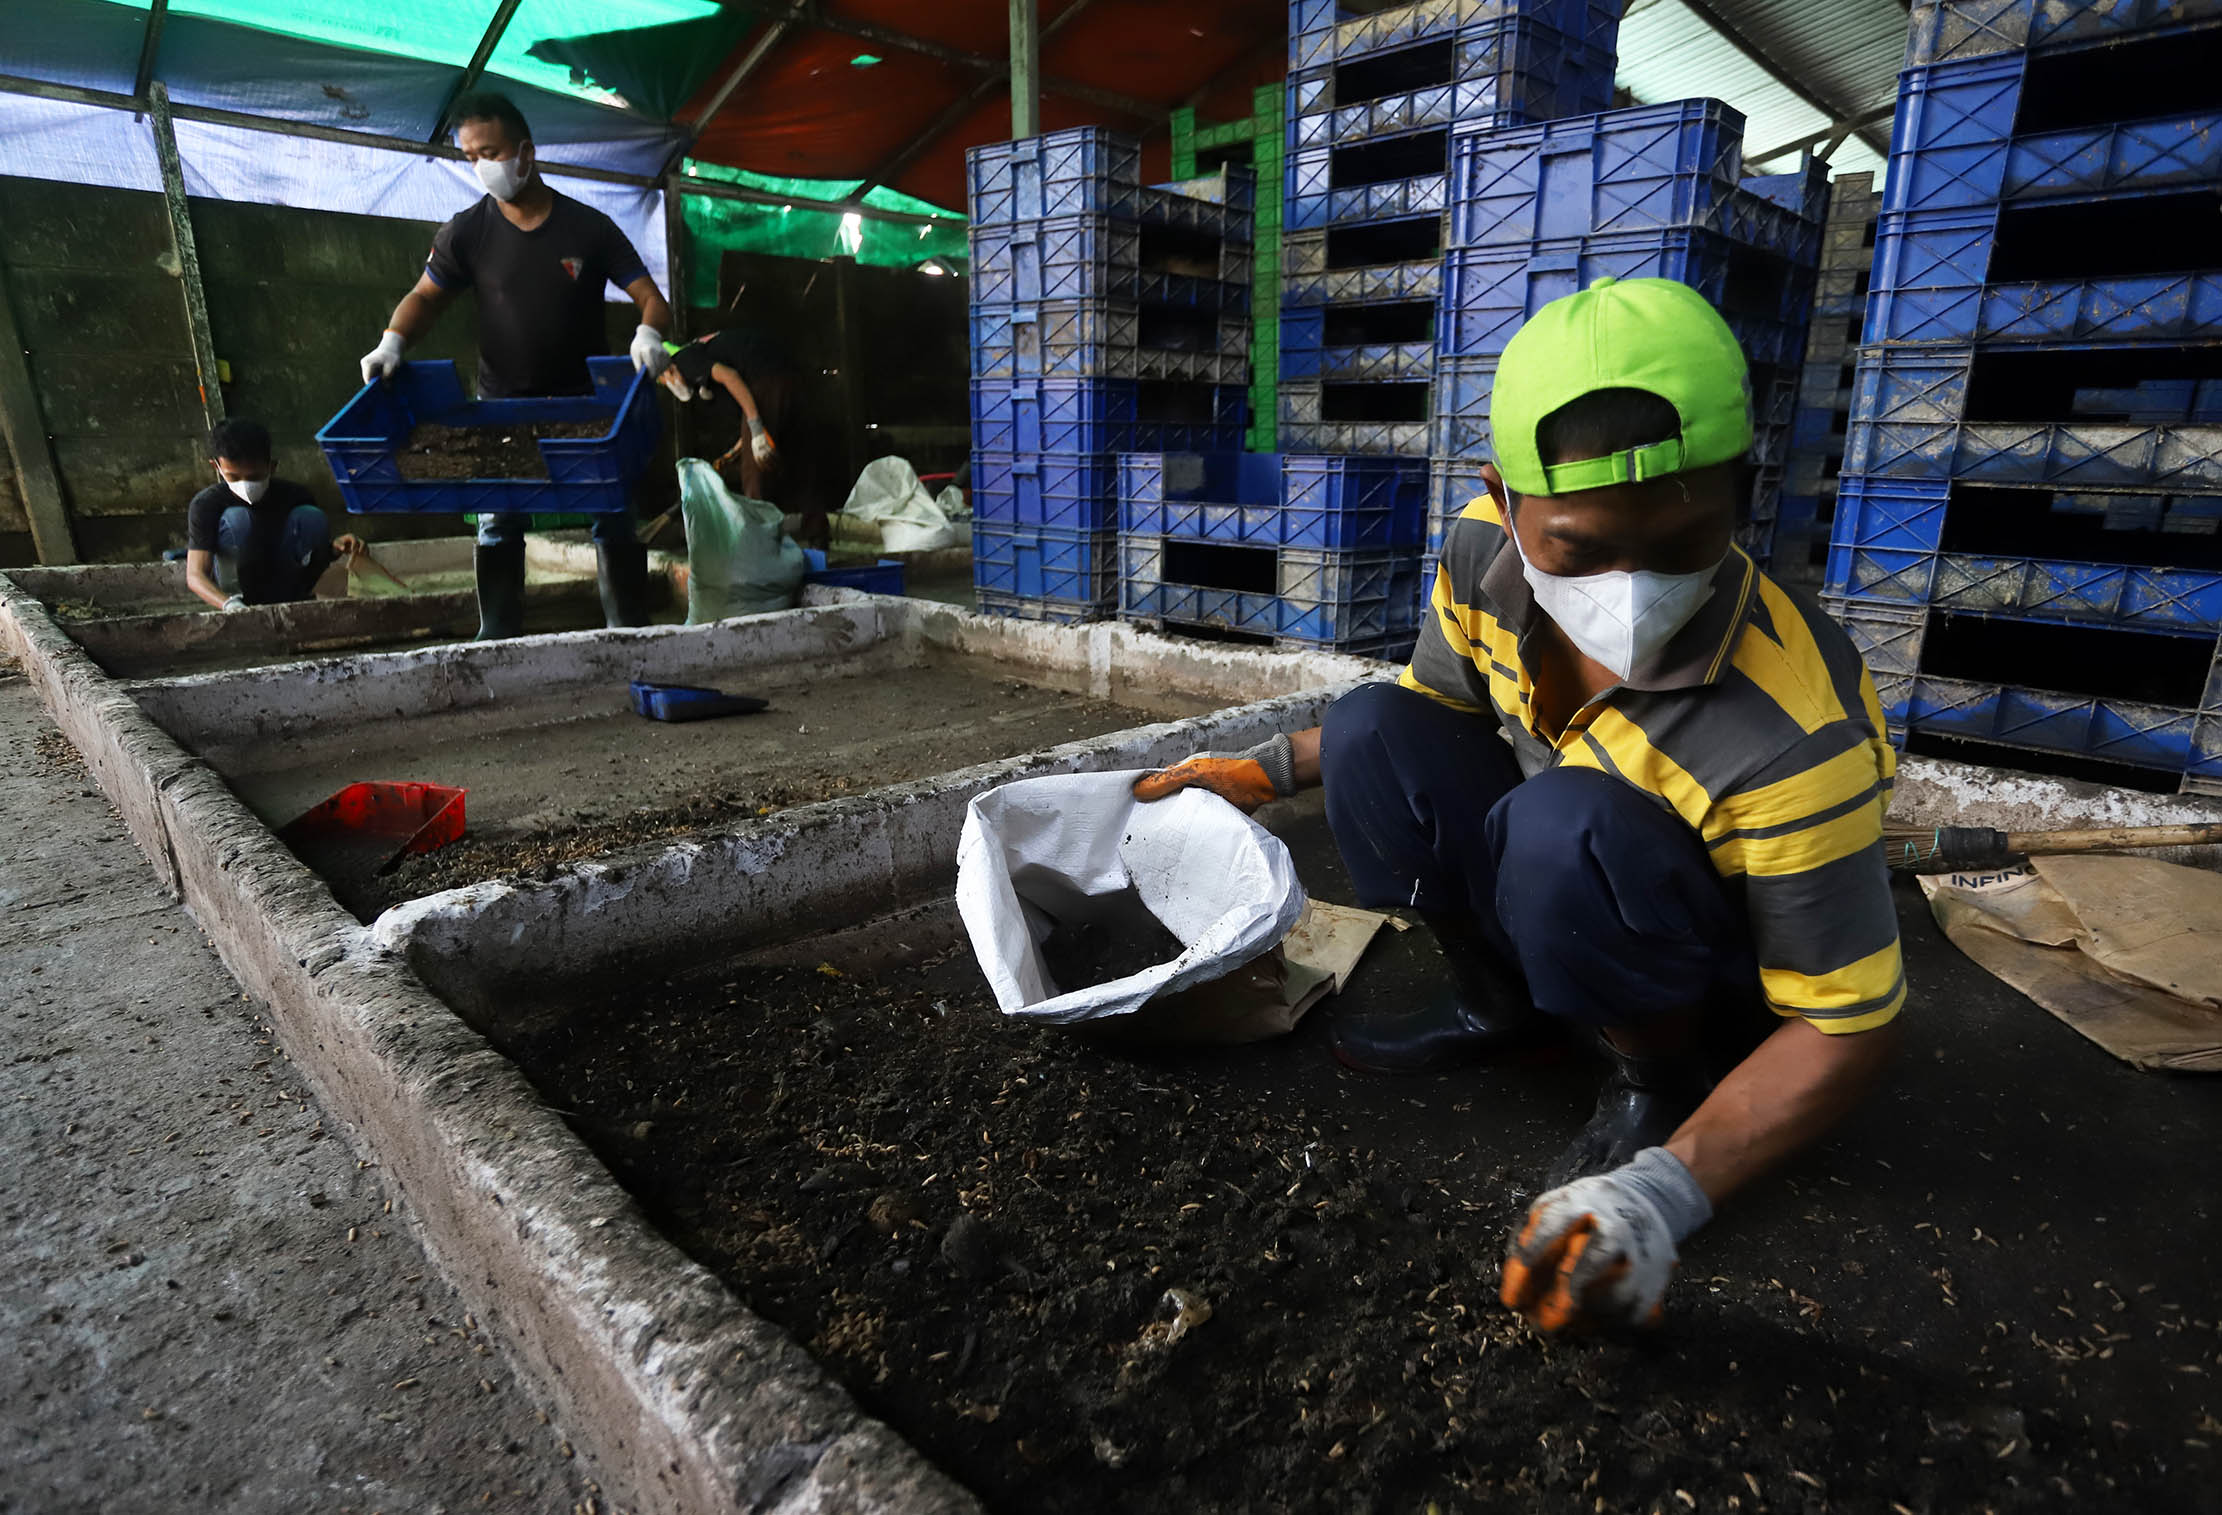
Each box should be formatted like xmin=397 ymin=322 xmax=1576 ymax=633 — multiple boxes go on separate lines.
xmin=676 ymin=458 xmax=807 ymax=624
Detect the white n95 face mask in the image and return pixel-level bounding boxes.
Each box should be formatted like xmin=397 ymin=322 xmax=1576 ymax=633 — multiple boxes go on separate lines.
xmin=225 ymin=476 xmax=269 ymax=504
xmin=1510 ymin=520 xmax=1719 ymax=681
xmin=475 ymin=151 xmax=528 ymax=202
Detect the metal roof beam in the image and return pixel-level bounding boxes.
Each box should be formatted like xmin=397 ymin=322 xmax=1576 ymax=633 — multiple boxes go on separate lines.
xmin=1671 ymin=0 xmax=1893 ymax=159
xmin=1745 ymin=102 xmax=1896 ymax=168
xmin=428 ymin=0 xmax=525 ymax=143
xmin=848 ymin=0 xmax=1105 ymax=202
xmin=131 ymin=0 xmax=169 ymax=108
xmin=748 ymin=1 xmax=1158 ymax=121
xmin=689 ymin=13 xmax=797 ymax=136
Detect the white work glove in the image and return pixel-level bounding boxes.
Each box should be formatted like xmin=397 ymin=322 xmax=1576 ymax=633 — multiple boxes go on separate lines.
xmin=360 ymin=329 xmax=405 ymax=385
xmin=748 ymin=415 xmax=777 ymax=466
xmin=221 ymin=595 xmax=248 ymax=614
xmin=1499 ymin=1147 xmax=1710 ymax=1333
xmin=630 ymin=324 xmax=670 ymax=377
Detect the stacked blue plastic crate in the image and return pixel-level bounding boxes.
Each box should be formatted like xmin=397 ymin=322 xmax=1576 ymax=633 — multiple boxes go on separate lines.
xmin=1429 ymin=98 xmax=1830 ymax=579
xmin=1116 ymin=451 xmax=1431 ymax=654
xmin=1824 ymin=0 xmax=2222 ymax=790
xmin=967 ymin=130 xmax=1255 ymax=621
xmin=1773 ymin=172 xmax=1882 ymax=584
xmin=1109 ymin=0 xmax=1623 ymax=660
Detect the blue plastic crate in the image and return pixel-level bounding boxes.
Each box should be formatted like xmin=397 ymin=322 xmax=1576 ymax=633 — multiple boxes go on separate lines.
xmin=1280 ymin=320 xmax=1438 ymax=384
xmin=801 ymin=548 xmax=905 ymax=597
xmin=974 ymin=522 xmax=1119 ymax=603
xmin=1741 ymin=162 xmax=1831 ymax=221
xmin=1154 ymin=163 xmax=1260 ymax=213
xmin=1868 ymin=218 xmax=2222 ymax=345
xmin=1447 ymin=100 xmax=1741 ymax=246
xmin=1828 ymin=594 xmax=2208 ymax=775
xmin=317 ymin=359 xmax=657 ymax=516
xmin=1904 ymin=0 xmax=2222 ymax=65
xmin=1841 ymin=347 xmax=2222 ymax=488
xmin=970 ymin=380 xmax=1248 ymax=455
xmin=1286 ymin=154 xmax=1449 ymax=232
xmin=967 ymin=215 xmax=1256 ymax=310
xmin=1281 ymin=255 xmax=1443 ymax=309
xmin=1279 ymin=420 xmax=1432 ymax=456
xmin=1428 ymin=456 xmax=1494 ymax=551
xmin=1285 ymin=20 xmax=1617 ymax=148
xmin=1290 ymin=0 xmax=1625 ymax=69
xmin=970 ymin=301 xmax=1250 ymax=383
xmin=968 ymin=128 xmax=1142 ymax=225
xmin=1429 ymin=354 xmax=1500 ymax=460
xmin=1119 ymin=537 xmax=1424 ymax=643
xmin=971 ymin=452 xmax=1120 ymax=531
xmin=1118 ymin=452 xmax=1428 ymax=549
xmin=1279 ymin=383 xmax=1433 ymax=459
xmin=1439 ymin=234 xmax=1808 ymax=366
xmin=1888 ymin=48 xmax=2222 ymax=215
xmin=1825 ymin=471 xmax=2222 ymax=634
xmin=975 ymin=590 xmax=1114 ymax=624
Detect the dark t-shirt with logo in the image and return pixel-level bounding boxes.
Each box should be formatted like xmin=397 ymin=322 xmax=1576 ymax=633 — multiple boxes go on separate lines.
xmin=424 ymin=190 xmax=649 ymax=399
xmin=185 ymin=477 xmax=318 ymax=553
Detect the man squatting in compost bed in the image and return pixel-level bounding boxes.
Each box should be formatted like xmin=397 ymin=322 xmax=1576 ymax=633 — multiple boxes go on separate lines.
xmin=183 ymin=417 xmax=362 ymax=611
xmin=357 ymin=89 xmax=675 ymax=640
xmin=1136 ymin=277 xmax=1902 ymax=1335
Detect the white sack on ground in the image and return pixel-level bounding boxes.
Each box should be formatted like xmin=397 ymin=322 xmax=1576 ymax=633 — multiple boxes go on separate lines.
xmin=841 ymin=455 xmax=962 ymax=552
xmin=956 ymin=770 xmax=1306 ymax=1024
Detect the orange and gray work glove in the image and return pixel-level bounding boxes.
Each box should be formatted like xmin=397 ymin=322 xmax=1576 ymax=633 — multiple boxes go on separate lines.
xmin=1499 ymin=1147 xmax=1710 ymax=1333
xmin=1130 ymin=733 xmax=1295 ymax=813
xmin=748 ymin=416 xmax=777 ymax=465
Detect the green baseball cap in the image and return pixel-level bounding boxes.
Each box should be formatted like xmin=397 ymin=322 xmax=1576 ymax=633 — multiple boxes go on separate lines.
xmin=1490 ymin=276 xmax=1753 ymax=496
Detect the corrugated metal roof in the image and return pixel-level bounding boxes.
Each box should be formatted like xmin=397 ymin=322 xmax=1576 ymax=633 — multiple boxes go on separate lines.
xmin=1615 ymin=0 xmax=1911 ymax=186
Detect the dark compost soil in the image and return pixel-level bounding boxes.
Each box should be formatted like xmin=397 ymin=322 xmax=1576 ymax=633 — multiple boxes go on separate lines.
xmin=395 ymin=419 xmax=606 ymax=480
xmin=490 ymin=804 xmax=2221 ymax=1515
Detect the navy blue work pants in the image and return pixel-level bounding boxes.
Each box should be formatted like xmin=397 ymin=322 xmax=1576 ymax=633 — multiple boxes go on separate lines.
xmin=1319 ymin=681 xmax=1760 ymax=1029
xmin=215 ymin=504 xmax=333 ymax=605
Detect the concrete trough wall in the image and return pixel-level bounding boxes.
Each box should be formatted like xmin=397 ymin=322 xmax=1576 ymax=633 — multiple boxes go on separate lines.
xmin=120 ymin=589 xmax=1387 ymax=1017
xmin=0 ymin=577 xmax=1389 ymax=1513
xmin=8 ymin=534 xmax=686 ymax=678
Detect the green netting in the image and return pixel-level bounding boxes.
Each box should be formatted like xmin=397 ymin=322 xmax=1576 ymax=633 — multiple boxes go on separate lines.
xmin=98 ymin=0 xmax=729 ymax=110
xmin=678 ymin=160 xmax=966 ymax=308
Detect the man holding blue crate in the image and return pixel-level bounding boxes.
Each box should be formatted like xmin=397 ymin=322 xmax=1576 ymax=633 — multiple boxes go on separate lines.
xmin=1135 ymin=277 xmax=1902 ymax=1335
xmin=358 ymin=90 xmax=675 ymax=638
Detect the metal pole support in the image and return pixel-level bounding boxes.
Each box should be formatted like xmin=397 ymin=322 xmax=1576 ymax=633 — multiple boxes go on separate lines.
xmin=148 ymin=81 xmax=224 ymax=433
xmin=1009 ymin=0 xmax=1040 ymax=140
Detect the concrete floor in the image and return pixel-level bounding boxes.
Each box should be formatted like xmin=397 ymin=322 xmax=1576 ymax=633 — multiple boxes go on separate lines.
xmin=0 ymin=666 xmax=593 ymax=1514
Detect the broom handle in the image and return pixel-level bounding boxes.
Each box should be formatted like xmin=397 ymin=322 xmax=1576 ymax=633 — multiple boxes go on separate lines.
xmin=2004 ymin=821 xmax=2222 ymax=854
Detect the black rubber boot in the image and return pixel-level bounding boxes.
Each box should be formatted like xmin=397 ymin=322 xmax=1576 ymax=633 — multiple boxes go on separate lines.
xmin=473 ymin=538 xmax=527 ymax=640
xmin=596 ymin=538 xmax=651 ymax=628
xmin=1330 ymin=911 xmax=1544 ymax=1075
xmin=1544 ymin=1038 xmax=1714 ymax=1188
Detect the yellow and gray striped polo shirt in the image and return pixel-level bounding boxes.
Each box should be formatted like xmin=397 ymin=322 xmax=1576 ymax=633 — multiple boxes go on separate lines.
xmin=1404 ymin=495 xmax=1904 ymax=1035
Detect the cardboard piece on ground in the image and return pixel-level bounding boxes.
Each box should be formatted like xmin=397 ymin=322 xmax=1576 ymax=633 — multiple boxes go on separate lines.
xmin=1084 ymin=900 xmax=1397 ymax=1046
xmin=1921 ymin=859 xmax=2222 ymax=1073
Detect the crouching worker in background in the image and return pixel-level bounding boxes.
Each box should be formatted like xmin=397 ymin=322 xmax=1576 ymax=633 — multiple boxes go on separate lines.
xmin=1133 ymin=278 xmax=1902 ymax=1335
xmin=185 ymin=418 xmax=359 ymax=612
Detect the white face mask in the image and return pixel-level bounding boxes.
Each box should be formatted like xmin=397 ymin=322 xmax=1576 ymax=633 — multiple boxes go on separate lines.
xmin=1509 ymin=512 xmax=1720 ymax=682
xmin=225 ymin=476 xmax=269 ymax=504
xmin=475 ymin=148 xmax=530 ymax=202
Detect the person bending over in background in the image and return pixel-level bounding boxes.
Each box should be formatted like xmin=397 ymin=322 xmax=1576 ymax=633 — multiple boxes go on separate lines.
xmin=357 ymin=89 xmax=673 ymax=638
xmin=1134 ymin=278 xmax=1902 ymax=1335
xmin=184 ymin=418 xmax=359 ymax=612
xmin=659 ymin=326 xmax=793 ymax=499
